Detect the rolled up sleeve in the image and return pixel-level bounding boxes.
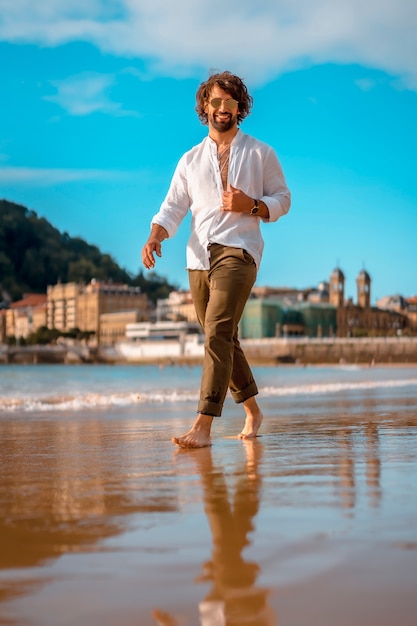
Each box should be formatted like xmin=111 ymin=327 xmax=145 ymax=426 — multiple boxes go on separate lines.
xmin=151 ymin=158 xmax=190 ymax=237
xmin=260 ymin=147 xmax=291 ymax=223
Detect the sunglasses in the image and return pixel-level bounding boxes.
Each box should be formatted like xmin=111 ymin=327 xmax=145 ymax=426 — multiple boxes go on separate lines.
xmin=209 ymin=97 xmax=239 ymax=110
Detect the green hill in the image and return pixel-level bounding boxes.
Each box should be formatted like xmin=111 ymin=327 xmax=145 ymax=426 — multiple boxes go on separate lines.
xmin=0 ymin=199 xmax=174 ymax=304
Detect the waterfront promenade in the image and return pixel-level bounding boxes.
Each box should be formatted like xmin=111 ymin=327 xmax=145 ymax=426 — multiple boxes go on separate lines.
xmin=242 ymin=336 xmax=417 ymax=365
xmin=1 ymin=336 xmax=417 ymax=365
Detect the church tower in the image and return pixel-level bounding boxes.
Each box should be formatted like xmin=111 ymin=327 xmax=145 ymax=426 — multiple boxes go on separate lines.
xmin=356 ymin=270 xmax=371 ymax=308
xmin=329 ymin=267 xmax=345 ymax=307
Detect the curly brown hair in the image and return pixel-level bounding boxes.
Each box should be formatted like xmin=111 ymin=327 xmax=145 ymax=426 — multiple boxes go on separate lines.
xmin=195 ymin=71 xmax=253 ymax=126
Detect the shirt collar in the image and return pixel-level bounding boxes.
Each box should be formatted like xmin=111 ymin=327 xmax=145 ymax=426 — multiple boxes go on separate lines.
xmin=207 ymin=128 xmax=244 ymax=150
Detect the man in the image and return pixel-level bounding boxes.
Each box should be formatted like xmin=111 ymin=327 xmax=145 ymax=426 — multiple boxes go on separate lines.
xmin=142 ymin=71 xmax=291 ymax=448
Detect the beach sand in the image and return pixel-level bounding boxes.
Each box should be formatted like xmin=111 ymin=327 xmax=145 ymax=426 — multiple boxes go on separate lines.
xmin=0 ymin=386 xmax=416 ymax=625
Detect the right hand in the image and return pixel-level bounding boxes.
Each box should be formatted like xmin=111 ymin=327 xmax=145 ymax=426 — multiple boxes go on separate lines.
xmin=142 ymin=239 xmax=162 ymax=270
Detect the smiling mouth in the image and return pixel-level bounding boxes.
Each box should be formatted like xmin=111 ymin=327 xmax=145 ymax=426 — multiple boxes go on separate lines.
xmin=215 ymin=113 xmax=231 ymax=122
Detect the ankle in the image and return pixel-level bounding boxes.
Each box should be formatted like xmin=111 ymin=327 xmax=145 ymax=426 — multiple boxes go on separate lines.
xmin=194 ymin=413 xmax=214 ymax=431
xmin=243 ymin=396 xmax=260 ymax=413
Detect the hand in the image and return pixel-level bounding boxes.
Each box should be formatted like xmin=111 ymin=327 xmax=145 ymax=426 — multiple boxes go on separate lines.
xmin=142 ymin=224 xmax=168 ymax=270
xmin=221 ymin=184 xmax=252 ymax=213
xmin=142 ymin=239 xmax=162 ymax=270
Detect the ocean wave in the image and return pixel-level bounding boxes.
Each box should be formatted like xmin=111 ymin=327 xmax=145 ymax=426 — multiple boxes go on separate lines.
xmin=262 ymin=377 xmax=417 ymax=397
xmin=1 ymin=377 xmax=416 ymax=413
xmin=0 ymin=392 xmax=145 ymax=413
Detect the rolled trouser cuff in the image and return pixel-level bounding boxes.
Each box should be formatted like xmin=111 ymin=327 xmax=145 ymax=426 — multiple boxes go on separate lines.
xmin=231 ymin=381 xmax=258 ymax=404
xmin=198 ymin=400 xmax=223 ymax=417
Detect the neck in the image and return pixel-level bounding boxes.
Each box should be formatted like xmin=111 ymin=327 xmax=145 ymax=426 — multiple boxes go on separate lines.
xmin=209 ymin=126 xmax=239 ymax=149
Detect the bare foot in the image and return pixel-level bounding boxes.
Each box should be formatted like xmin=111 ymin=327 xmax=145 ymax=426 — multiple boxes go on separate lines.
xmin=172 ymin=414 xmax=214 ymax=448
xmin=238 ymin=411 xmax=263 ymax=438
xmin=238 ymin=396 xmax=263 ymax=439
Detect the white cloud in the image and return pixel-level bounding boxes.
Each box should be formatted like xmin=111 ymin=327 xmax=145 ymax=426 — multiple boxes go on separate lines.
xmin=355 ymin=78 xmax=378 ymax=92
xmin=43 ymin=71 xmax=141 ymax=117
xmin=44 ymin=72 xmax=121 ymax=115
xmin=0 ymin=0 xmax=416 ymax=89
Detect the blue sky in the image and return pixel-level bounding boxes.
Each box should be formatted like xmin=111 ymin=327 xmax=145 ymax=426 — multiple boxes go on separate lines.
xmin=1 ymin=0 xmax=416 ymax=304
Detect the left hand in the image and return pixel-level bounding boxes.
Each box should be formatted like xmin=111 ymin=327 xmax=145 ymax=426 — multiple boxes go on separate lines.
xmin=220 ymin=184 xmax=252 ymax=213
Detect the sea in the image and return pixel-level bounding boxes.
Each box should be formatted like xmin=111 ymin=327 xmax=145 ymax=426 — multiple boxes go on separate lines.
xmin=0 ymin=362 xmax=416 ymax=416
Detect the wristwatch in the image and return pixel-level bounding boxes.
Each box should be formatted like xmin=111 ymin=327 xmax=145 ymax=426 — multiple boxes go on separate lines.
xmin=250 ymin=199 xmax=259 ymax=215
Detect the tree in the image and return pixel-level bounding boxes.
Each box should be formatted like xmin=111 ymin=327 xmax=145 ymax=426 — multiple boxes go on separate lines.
xmin=0 ymin=199 xmax=177 ymax=302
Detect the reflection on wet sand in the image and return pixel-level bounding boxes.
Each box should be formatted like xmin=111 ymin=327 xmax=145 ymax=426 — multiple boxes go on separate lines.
xmin=365 ymin=422 xmax=382 ymax=508
xmin=1 ymin=402 xmax=416 ymax=625
xmin=335 ymin=427 xmax=356 ymax=510
xmin=153 ymin=442 xmax=275 ymax=626
xmin=335 ymin=419 xmax=382 ymax=511
xmin=151 ymin=418 xmax=388 ymax=625
xmin=0 ymin=417 xmax=178 ymax=607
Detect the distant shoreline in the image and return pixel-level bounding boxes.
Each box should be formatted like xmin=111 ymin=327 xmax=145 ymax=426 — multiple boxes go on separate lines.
xmin=1 ymin=336 xmax=417 ymax=366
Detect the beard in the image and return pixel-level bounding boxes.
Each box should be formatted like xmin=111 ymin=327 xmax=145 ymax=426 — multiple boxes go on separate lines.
xmin=209 ymin=111 xmax=237 ymax=133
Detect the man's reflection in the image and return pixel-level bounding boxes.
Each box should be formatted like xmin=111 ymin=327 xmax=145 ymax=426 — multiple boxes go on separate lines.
xmin=154 ymin=442 xmax=275 ymax=626
xmin=336 ymin=427 xmax=356 ymax=511
xmin=365 ymin=421 xmax=381 ymax=508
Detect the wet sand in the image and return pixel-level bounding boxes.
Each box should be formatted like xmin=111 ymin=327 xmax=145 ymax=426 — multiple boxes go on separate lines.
xmin=1 ymin=390 xmax=416 ymax=625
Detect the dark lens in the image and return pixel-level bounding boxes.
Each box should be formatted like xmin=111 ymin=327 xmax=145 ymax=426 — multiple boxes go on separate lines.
xmin=226 ymin=99 xmax=238 ymax=110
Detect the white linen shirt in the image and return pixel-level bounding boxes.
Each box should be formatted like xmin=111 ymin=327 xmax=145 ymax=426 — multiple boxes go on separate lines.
xmin=151 ymin=129 xmax=291 ymax=270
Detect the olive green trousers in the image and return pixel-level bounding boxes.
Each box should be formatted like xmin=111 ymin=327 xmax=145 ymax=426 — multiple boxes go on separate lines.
xmin=188 ymin=243 xmax=258 ymax=417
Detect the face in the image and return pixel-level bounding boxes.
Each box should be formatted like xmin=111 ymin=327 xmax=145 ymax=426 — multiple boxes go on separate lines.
xmin=205 ymin=85 xmax=239 ymax=133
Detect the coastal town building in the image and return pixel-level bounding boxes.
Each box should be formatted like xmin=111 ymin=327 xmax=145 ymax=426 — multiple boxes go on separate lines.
xmin=240 ymin=297 xmax=337 ymax=339
xmin=5 ymin=294 xmax=47 ymax=340
xmin=46 ymin=279 xmax=150 ymax=343
xmin=47 ymin=282 xmax=82 ymax=332
xmin=240 ymin=268 xmax=411 ymax=339
xmin=0 ymin=310 xmax=6 ymax=343
xmin=76 ymin=280 xmax=149 ymax=343
xmin=333 ymin=268 xmax=409 ymax=337
xmin=404 ymin=297 xmax=417 ymax=330
xmin=329 ymin=268 xmax=345 ymax=308
xmin=153 ymin=268 xmax=415 ymax=340
xmin=100 ymin=310 xmax=149 ymax=346
xmin=376 ymin=294 xmax=417 ymax=332
xmin=1 ymin=270 xmax=416 ymax=346
xmin=154 ymin=290 xmax=198 ymax=323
